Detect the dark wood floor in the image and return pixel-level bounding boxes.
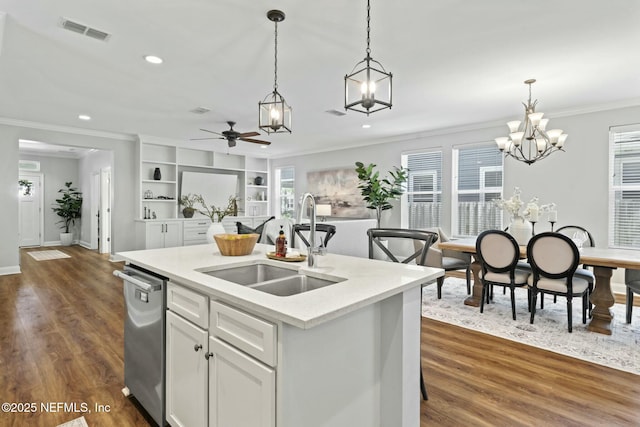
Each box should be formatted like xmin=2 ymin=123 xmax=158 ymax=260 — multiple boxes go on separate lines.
xmin=1 ymin=247 xmax=639 ymax=426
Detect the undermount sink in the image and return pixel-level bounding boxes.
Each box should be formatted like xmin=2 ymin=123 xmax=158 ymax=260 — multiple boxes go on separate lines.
xmin=250 ymin=274 xmax=345 ymax=297
xmin=201 ymin=263 xmax=297 ymax=285
xmin=199 ymin=262 xmax=346 ymax=296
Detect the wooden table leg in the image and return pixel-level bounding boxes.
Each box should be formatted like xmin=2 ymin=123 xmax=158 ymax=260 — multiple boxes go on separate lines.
xmin=587 ymin=266 xmax=615 ymax=335
xmin=464 ymin=256 xmax=482 ymax=307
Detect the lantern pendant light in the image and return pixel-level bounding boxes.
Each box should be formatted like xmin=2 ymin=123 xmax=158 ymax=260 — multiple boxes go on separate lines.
xmin=259 ymin=10 xmax=292 ymax=134
xmin=344 ymin=0 xmax=392 ymax=115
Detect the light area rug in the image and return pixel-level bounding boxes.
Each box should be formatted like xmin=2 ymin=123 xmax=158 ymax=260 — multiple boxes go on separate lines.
xmin=421 ymin=278 xmax=640 ymax=375
xmin=56 ymin=416 xmax=89 ymax=427
xmin=27 ymin=250 xmax=71 ymax=261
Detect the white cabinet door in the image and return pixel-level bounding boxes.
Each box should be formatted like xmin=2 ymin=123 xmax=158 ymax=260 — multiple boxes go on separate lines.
xmin=208 ymin=336 xmax=275 ymax=427
xmin=145 ymin=222 xmax=166 ymax=249
xmin=163 ymin=221 xmax=183 ymax=248
xmin=145 ymin=222 xmax=183 ymax=249
xmin=166 ymin=311 xmax=208 ymax=427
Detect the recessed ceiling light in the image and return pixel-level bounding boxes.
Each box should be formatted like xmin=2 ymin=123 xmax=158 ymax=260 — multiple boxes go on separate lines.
xmin=362 ymin=124 xmax=371 ymax=129
xmin=144 ymin=55 xmax=163 ymax=64
xmin=78 ymin=114 xmax=91 ymax=121
xmin=260 ymin=145 xmax=267 ymax=149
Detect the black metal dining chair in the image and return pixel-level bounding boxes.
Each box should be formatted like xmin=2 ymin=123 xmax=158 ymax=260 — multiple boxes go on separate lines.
xmin=367 ymin=228 xmax=439 ymax=401
xmin=291 ymin=223 xmax=337 ymax=249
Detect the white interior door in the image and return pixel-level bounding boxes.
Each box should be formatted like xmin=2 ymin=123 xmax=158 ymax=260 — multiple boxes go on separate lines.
xmin=100 ymin=167 xmax=111 ymax=254
xmin=19 ymin=173 xmax=43 ymax=247
xmin=90 ymin=171 xmax=100 ymax=250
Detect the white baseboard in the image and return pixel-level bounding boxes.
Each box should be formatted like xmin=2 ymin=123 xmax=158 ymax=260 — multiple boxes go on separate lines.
xmin=0 ymin=265 xmax=21 ymax=276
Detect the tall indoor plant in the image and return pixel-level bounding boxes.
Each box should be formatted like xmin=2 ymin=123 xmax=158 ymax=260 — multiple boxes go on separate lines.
xmin=51 ymin=181 xmax=83 ymax=246
xmin=355 ymin=162 xmax=408 ymax=228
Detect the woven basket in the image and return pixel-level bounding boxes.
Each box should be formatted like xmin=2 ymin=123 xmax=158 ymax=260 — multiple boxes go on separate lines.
xmin=214 ymin=233 xmax=259 ymax=256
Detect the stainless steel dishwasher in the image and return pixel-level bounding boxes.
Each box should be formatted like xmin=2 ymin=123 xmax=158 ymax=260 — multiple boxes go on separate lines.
xmin=114 ymin=264 xmax=168 ymax=427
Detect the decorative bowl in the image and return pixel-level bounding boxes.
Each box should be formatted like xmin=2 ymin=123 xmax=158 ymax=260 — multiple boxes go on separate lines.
xmin=214 ymin=233 xmax=259 ymax=256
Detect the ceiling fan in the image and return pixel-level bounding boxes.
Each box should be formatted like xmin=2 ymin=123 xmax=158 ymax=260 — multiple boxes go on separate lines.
xmin=191 ymin=121 xmax=270 ymax=147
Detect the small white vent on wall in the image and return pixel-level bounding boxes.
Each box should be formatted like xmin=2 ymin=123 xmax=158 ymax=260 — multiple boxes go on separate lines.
xmin=325 ymin=109 xmax=346 ymax=116
xmin=60 ymin=17 xmax=111 ymax=42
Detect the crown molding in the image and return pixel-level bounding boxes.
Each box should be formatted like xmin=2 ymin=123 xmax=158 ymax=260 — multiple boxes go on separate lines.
xmin=0 ymin=117 xmax=136 ymax=141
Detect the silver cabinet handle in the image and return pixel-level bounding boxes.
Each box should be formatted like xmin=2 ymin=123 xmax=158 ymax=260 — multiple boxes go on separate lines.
xmin=194 ymin=344 xmax=202 ymax=352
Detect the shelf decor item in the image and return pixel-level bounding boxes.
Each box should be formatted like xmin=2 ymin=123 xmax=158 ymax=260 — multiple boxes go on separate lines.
xmin=254 ymin=176 xmax=263 ymax=186
xmin=153 ymin=167 xmax=161 ymax=180
xmin=51 ymin=181 xmax=83 ymax=246
xmin=194 ymin=194 xmax=239 ymax=222
xmin=179 ymin=193 xmax=199 ymax=218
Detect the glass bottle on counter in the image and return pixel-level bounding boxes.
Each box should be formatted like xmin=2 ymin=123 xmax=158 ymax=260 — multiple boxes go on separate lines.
xmin=275 ymin=226 xmax=287 ymax=257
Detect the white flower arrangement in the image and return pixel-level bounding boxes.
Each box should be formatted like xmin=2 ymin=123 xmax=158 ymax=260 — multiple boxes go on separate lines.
xmin=494 ymin=187 xmax=555 ymax=221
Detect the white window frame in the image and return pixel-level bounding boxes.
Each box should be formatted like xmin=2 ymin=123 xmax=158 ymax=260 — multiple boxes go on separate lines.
xmin=608 ymin=124 xmax=640 ymax=249
xmin=452 ymin=144 xmax=503 ymax=237
xmin=274 ymin=166 xmax=295 ymax=219
xmin=401 ymin=150 xmax=443 ymax=228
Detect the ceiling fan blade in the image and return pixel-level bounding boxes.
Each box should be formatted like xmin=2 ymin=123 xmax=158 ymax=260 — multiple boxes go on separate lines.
xmin=240 ymin=137 xmax=271 ymax=145
xmin=199 ymin=128 xmax=223 ymax=136
xmin=190 ymin=136 xmax=224 ymax=141
xmin=238 ymin=131 xmax=261 ymax=138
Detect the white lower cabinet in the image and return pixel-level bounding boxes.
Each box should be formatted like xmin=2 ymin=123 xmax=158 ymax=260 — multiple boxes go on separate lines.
xmin=145 ymin=221 xmax=183 ymax=249
xmin=166 ymin=285 xmax=276 ymax=427
xmin=165 ymin=310 xmax=208 ymax=427
xmin=208 ymin=336 xmax=276 ymax=427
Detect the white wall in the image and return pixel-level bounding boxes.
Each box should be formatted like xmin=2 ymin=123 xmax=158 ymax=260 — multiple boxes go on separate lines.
xmin=0 ymin=125 xmax=20 ymax=274
xmin=271 ymin=104 xmax=640 ymax=247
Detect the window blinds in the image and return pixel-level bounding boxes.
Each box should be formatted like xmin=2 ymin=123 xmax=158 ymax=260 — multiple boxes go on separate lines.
xmin=402 ymin=151 xmax=443 ymax=228
xmin=454 ymin=144 xmax=504 ymax=236
xmin=609 ymin=126 xmax=640 ymax=249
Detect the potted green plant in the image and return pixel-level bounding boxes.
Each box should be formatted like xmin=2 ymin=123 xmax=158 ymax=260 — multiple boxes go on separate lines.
xmin=355 ymin=162 xmax=408 ymax=228
xmin=179 ymin=193 xmax=198 ymax=218
xmin=51 ymin=181 xmax=83 ymax=246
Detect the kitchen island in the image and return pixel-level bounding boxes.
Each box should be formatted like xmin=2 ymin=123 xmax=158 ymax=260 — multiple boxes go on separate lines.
xmin=118 ymin=242 xmax=443 ymax=427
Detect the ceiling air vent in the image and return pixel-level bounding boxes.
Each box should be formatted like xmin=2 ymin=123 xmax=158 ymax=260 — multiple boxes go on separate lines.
xmin=325 ymin=109 xmax=346 ymax=117
xmin=60 ymin=18 xmax=111 ymax=42
xmin=190 ymin=107 xmax=211 ymax=114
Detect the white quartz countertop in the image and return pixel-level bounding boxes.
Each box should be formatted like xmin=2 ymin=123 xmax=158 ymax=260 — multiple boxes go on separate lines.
xmin=117 ymin=243 xmax=443 ymax=329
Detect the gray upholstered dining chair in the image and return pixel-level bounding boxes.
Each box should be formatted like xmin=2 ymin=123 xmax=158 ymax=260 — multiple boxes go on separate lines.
xmin=527 ymin=232 xmax=592 ymax=332
xmin=412 ymin=227 xmax=471 ymax=299
xmin=475 ymin=230 xmax=531 ymax=320
xmin=625 ymin=269 xmax=640 ymax=324
xmin=367 ymin=228 xmax=439 ymax=401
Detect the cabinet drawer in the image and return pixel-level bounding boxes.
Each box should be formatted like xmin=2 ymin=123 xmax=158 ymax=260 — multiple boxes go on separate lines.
xmin=210 ymin=300 xmax=277 ymax=367
xmin=167 ymin=283 xmax=209 ymax=329
xmin=183 ymin=227 xmax=209 ymax=241
xmin=184 ymin=220 xmax=211 ymax=229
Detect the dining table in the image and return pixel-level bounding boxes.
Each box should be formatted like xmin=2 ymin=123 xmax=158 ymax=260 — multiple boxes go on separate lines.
xmin=438 ymin=237 xmax=640 ymax=335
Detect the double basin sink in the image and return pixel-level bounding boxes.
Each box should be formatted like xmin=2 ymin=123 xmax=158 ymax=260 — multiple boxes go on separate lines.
xmin=199 ymin=262 xmax=346 ymax=297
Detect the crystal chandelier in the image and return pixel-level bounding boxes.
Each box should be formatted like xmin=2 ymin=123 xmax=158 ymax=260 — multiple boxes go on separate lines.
xmin=259 ymin=10 xmax=292 ymax=134
xmin=344 ymin=0 xmax=392 ymax=115
xmin=495 ymin=79 xmax=567 ymax=165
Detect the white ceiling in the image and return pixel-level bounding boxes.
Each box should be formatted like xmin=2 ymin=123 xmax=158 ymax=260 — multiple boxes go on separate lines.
xmin=2 ymin=0 xmax=640 ymax=158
